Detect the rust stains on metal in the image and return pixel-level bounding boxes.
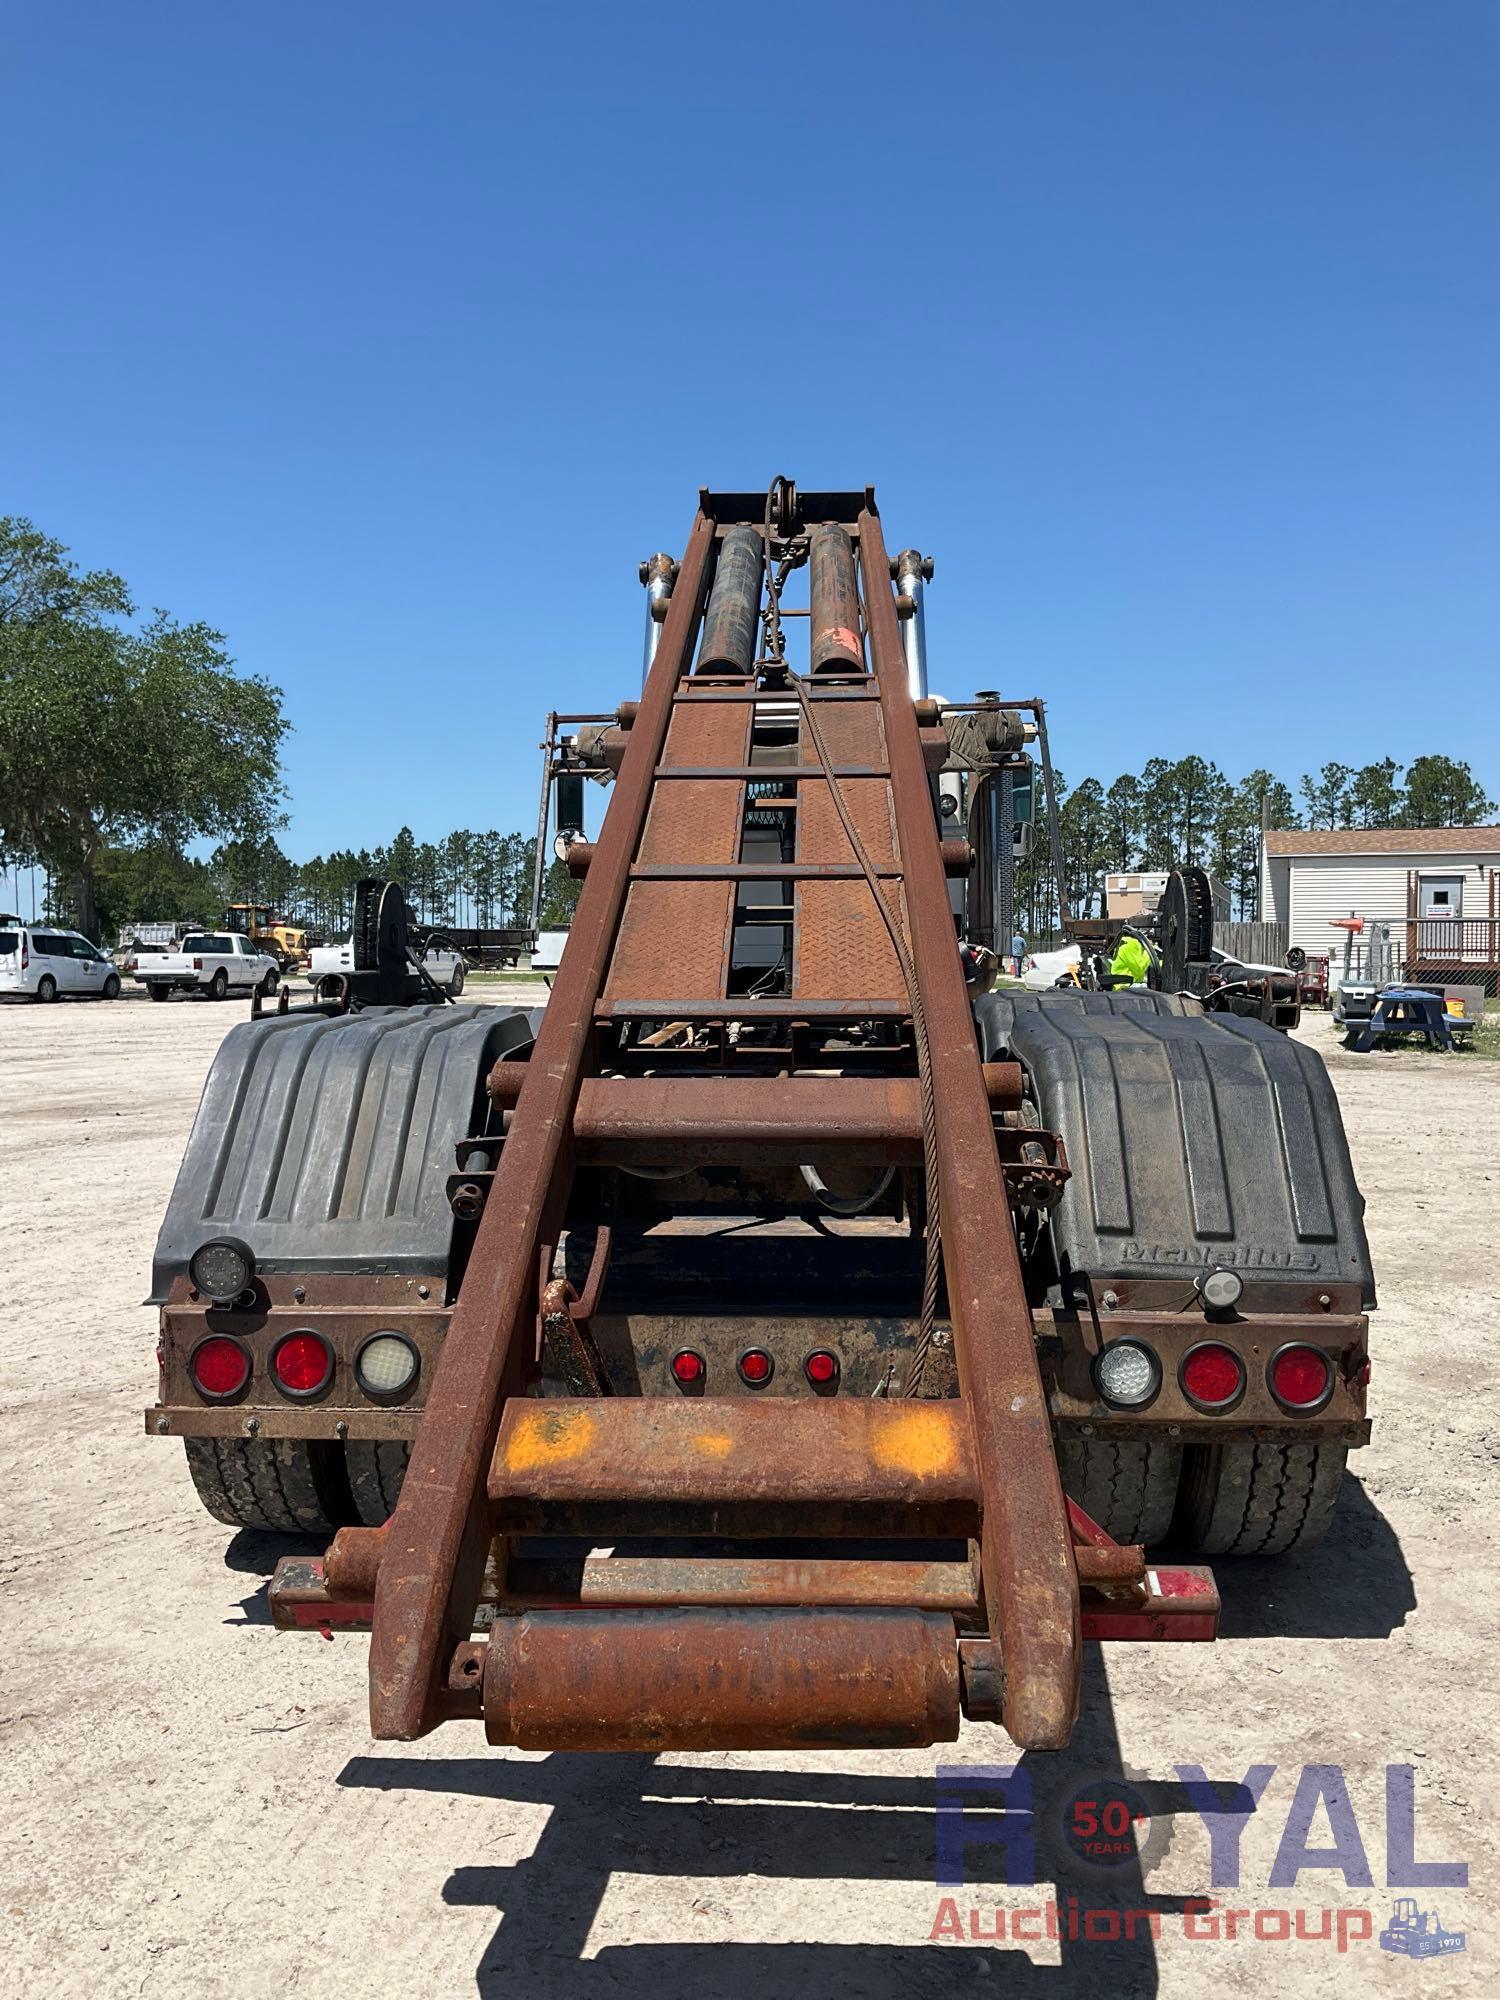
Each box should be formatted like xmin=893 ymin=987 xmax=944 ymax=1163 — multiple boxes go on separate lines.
xmin=499 ymin=1551 xmax=980 ymax=1614
xmin=696 ymin=525 xmax=764 ymax=678
xmin=571 ymin=1075 xmax=928 ymax=1166
xmin=809 ymin=522 xmax=866 ymax=678
xmin=368 ymin=506 xmax=718 ymax=1742
xmin=860 ymin=502 xmax=1081 ymax=1750
xmin=324 ymin=1524 xmax=390 ymax=1598
xmin=502 ymin=1402 xmax=599 ymax=1475
xmin=867 ymin=1405 xmax=963 ymax=1481
xmin=489 ymin=1396 xmax=979 ymax=1518
xmin=482 ymin=1607 xmax=962 ymax=1751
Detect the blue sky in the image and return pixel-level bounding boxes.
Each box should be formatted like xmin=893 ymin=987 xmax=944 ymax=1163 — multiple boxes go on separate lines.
xmin=4 ymin=3 xmax=1497 ymax=868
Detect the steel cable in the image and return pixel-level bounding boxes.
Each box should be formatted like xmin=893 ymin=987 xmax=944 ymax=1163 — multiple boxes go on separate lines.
xmin=791 ymin=673 xmax=943 ymax=1397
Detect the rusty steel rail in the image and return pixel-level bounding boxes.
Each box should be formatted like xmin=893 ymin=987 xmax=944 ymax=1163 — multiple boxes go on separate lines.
xmin=489 ymin=1397 xmax=979 ymax=1521
xmin=568 ymin=1069 xmax=1023 ymax=1165
xmin=363 ymin=507 xmax=718 ymax=1740
xmin=859 ymin=504 xmax=1081 ymax=1748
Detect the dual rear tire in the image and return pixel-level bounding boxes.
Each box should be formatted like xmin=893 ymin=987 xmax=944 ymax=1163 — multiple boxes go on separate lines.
xmin=1057 ymin=1434 xmax=1346 ymax=1556
xmin=183 ymin=1436 xmax=410 ymax=1533
xmin=1176 ymin=1438 xmax=1347 ymax=1556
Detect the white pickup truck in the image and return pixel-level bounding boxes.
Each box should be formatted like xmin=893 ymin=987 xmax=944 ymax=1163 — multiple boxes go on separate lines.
xmin=305 ymin=936 xmax=466 ymax=996
xmin=130 ymin=931 xmax=283 ymax=1001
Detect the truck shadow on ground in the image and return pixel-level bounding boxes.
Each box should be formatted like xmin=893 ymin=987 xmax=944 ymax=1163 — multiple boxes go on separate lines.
xmin=219 ymin=1527 xmax=323 ymax=1624
xmin=339 ymin=1651 xmax=1246 ymax=1999
xmin=1197 ymin=1473 xmax=1414 ymax=1641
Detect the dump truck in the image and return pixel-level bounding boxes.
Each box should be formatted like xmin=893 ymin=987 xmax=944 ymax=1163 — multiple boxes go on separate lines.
xmin=146 ymin=481 xmax=1374 ymax=1752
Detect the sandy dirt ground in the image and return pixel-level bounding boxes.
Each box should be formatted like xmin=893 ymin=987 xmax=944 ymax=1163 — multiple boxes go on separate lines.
xmin=2 ymin=985 xmax=1494 ymax=1999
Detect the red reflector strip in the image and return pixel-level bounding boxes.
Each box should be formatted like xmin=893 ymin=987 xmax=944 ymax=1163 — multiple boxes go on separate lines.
xmin=1082 ymin=1564 xmax=1220 ymax=1642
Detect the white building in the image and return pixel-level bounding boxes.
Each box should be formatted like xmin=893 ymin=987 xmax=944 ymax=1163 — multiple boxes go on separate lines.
xmin=1261 ymin=827 xmax=1500 ymax=968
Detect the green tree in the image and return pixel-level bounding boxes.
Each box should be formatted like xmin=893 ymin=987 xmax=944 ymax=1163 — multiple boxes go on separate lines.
xmin=538 ymin=857 xmax=581 ymax=928
xmin=0 ymin=516 xmax=131 ymax=626
xmin=1401 ymin=755 xmax=1495 ymax=828
xmin=1299 ymin=761 xmax=1352 ymax=830
xmin=0 ymin=518 xmax=287 ymax=939
xmin=1102 ymin=774 xmax=1142 ymax=871
xmin=384 ymin=827 xmax=419 ymax=897
xmin=92 ymin=841 xmax=220 ymax=938
xmin=1347 ymin=758 xmax=1404 ymax=829
xmin=1059 ymin=776 xmax=1109 ymax=916
xmin=1139 ymin=756 xmax=1227 ymax=868
xmin=1217 ymin=770 xmax=1298 ymax=918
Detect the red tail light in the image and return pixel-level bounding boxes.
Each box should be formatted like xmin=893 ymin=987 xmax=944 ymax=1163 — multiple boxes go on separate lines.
xmin=1180 ymin=1341 xmax=1245 ymax=1411
xmin=1269 ymin=1344 xmax=1334 ymax=1412
xmin=21 ymin=941 xmax=28 ymax=969
xmin=670 ymin=1349 xmax=705 ymax=1387
xmin=193 ymin=956 xmax=203 ymax=971
xmin=271 ymin=1331 xmax=333 ymax=1397
xmin=737 ymin=1348 xmax=773 ymax=1386
xmin=804 ymin=1349 xmax=840 ymax=1387
xmin=190 ymin=1335 xmax=251 ymax=1400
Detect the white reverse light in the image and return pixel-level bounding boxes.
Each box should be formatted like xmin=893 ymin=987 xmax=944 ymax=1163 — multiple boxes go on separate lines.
xmin=1094 ymin=1339 xmax=1160 ymax=1408
xmin=355 ymin=1332 xmax=420 ymax=1398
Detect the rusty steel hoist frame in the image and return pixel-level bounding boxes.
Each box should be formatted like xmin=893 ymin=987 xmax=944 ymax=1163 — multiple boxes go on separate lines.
xmin=283 ymin=484 xmax=1218 ymax=1754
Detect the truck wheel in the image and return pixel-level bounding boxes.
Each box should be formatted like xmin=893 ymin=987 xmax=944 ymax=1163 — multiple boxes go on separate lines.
xmin=102 ymin=973 xmax=121 ymax=999
xmin=209 ymin=969 xmax=228 ymax=1000
xmin=1176 ymin=1440 xmax=1347 ymax=1556
xmin=182 ymin=1435 xmax=355 ymax=1532
xmin=344 ymin=1440 xmax=410 ymax=1525
xmin=260 ymin=968 xmax=279 ymax=996
xmin=149 ymin=983 xmax=170 ymax=1001
xmin=1056 ymin=1436 xmax=1182 ymax=1548
xmin=448 ymin=964 xmax=466 ymax=996
xmin=36 ymin=974 xmax=58 ymax=1003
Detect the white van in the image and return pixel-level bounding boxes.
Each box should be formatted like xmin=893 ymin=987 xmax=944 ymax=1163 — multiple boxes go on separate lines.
xmin=0 ymin=921 xmax=124 ymax=1002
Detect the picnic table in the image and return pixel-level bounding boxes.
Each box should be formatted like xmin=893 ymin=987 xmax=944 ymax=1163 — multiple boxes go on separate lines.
xmin=1347 ymin=985 xmax=1458 ymax=1052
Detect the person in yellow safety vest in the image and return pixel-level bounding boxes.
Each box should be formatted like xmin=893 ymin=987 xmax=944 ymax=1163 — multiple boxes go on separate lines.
xmin=1109 ymin=929 xmax=1158 ymax=987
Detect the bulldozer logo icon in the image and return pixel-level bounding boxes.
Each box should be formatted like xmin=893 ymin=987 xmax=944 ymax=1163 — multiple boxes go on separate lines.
xmin=1379 ymin=1898 xmax=1466 ymax=1959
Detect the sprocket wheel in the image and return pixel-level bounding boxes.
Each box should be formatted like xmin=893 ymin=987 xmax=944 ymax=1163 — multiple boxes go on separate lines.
xmin=1157 ymin=866 xmax=1214 ymax=991
xmin=352 ymin=878 xmax=411 ymax=976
